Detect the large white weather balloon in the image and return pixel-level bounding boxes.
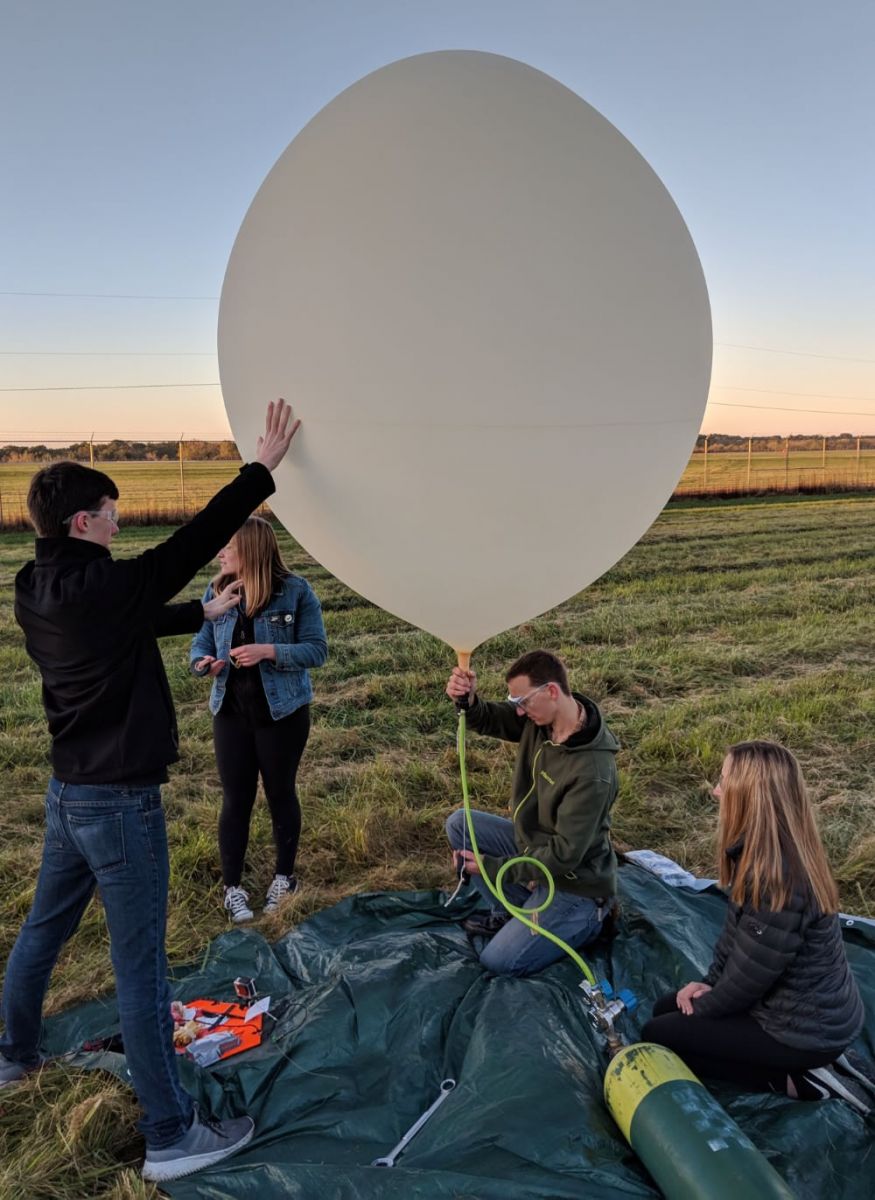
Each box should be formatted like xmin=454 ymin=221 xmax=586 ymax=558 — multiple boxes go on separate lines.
xmin=219 ymin=51 xmax=711 ymax=655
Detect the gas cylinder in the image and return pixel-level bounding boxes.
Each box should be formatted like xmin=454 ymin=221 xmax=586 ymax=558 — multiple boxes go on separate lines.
xmin=604 ymin=1043 xmax=795 ymax=1199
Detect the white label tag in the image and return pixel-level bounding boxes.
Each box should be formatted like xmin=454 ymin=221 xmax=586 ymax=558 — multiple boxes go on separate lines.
xmin=244 ymin=996 xmax=271 ymax=1021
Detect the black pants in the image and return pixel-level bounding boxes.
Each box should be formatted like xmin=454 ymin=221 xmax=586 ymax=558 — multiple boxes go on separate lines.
xmin=641 ymin=992 xmax=836 ymax=1093
xmin=213 ymin=705 xmax=310 ymax=887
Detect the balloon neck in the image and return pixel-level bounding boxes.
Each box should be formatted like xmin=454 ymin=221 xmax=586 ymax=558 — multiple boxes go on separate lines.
xmin=457 ymin=651 xmax=472 ymax=671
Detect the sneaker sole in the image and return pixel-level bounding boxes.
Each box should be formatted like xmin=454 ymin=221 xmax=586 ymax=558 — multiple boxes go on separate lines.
xmin=142 ymin=1122 xmax=255 ymax=1182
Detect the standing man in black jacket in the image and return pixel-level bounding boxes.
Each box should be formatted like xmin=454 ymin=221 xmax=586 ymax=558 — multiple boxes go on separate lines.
xmin=0 ymin=399 xmax=297 ymax=1183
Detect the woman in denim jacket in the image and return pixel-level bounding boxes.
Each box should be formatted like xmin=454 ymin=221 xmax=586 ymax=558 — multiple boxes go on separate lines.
xmin=191 ymin=516 xmax=327 ymax=922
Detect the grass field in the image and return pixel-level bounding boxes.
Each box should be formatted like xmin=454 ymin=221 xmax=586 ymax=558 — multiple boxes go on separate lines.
xmin=0 ymin=461 xmax=241 ymax=527
xmin=3 ymin=449 xmax=875 ymax=529
xmin=678 ymin=448 xmax=875 ymax=494
xmin=1 ymin=493 xmax=874 ymax=1195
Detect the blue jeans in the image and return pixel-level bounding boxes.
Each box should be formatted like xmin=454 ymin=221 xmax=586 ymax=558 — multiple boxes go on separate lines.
xmin=445 ymin=808 xmax=606 ymax=976
xmin=0 ymin=779 xmax=193 ymax=1148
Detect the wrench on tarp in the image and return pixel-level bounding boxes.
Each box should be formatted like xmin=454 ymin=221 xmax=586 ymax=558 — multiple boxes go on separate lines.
xmin=371 ymin=1078 xmax=456 ymax=1167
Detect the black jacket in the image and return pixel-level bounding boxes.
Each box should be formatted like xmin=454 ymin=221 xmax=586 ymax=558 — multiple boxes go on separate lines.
xmin=694 ymin=859 xmax=864 ymax=1053
xmin=14 ymin=463 xmax=275 ymax=784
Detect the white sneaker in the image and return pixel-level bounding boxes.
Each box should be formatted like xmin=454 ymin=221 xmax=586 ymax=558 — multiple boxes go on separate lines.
xmin=264 ymin=874 xmax=297 ymax=914
xmin=223 ymin=886 xmax=254 ymax=923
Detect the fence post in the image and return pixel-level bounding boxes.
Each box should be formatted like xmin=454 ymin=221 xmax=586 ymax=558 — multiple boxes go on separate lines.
xmin=784 ymin=437 xmax=790 ymax=486
xmin=746 ymin=436 xmax=752 ymax=489
xmin=856 ymin=435 xmax=862 ymax=485
xmin=89 ymin=433 xmax=95 ymax=468
xmin=0 ymin=488 xmax=4 ymax=529
xmin=702 ymin=434 xmax=709 ymax=488
xmin=178 ymin=435 xmax=186 ymax=517
xmin=821 ymin=435 xmax=827 ymax=475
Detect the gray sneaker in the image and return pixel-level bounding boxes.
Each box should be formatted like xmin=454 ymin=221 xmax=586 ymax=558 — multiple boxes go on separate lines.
xmin=0 ymin=1053 xmax=39 ymax=1089
xmin=264 ymin=873 xmax=298 ymax=914
xmin=223 ymin=886 xmax=254 ymax=923
xmin=142 ymin=1106 xmax=255 ymax=1182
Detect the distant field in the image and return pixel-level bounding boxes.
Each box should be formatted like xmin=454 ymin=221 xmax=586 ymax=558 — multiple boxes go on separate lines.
xmin=1 ymin=492 xmax=874 ymax=1194
xmin=0 ymin=460 xmax=240 ymax=526
xmin=3 ymin=449 xmax=875 ymax=528
xmin=677 ymin=448 xmax=875 ymax=494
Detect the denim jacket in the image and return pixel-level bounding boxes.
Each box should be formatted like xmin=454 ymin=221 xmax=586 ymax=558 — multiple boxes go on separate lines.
xmin=190 ymin=574 xmax=327 ymax=719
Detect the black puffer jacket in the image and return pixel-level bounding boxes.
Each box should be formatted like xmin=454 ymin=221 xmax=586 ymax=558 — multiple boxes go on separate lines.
xmin=694 ymin=855 xmax=864 ymax=1053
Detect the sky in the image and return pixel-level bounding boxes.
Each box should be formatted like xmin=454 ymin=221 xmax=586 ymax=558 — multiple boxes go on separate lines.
xmin=1 ymin=0 xmax=873 ymax=441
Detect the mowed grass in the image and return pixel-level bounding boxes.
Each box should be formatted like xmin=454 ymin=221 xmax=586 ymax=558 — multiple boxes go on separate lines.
xmin=1 ymin=494 xmax=874 ymax=1196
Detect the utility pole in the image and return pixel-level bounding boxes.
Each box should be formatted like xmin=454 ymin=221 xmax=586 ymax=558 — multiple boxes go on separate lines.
xmin=178 ymin=434 xmax=186 ymax=516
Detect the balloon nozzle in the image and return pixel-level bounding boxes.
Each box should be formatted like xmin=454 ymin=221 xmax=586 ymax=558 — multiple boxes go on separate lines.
xmin=454 ymin=650 xmax=473 ymax=710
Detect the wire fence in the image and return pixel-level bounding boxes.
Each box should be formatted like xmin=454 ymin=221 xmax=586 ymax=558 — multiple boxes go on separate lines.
xmin=0 ymin=438 xmax=242 ymax=529
xmin=2 ymin=435 xmax=875 ymax=529
xmin=677 ymin=435 xmax=875 ymax=499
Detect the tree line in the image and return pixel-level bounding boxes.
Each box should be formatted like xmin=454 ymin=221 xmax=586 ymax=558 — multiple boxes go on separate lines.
xmin=694 ymin=434 xmax=875 ymax=452
xmin=0 ymin=439 xmax=242 ymax=463
xmin=2 ymin=434 xmax=873 ymax=464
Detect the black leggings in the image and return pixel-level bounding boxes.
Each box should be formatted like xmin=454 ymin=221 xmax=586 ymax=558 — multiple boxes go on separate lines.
xmin=641 ymin=992 xmax=837 ymax=1093
xmin=213 ymin=705 xmax=310 ymax=887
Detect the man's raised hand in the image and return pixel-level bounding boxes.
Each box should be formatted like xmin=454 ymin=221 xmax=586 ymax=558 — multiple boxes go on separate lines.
xmin=256 ymin=399 xmax=301 ymax=472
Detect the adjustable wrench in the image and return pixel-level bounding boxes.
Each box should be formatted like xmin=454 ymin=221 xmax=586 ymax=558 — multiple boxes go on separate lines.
xmin=371 ymin=1078 xmax=456 ymax=1167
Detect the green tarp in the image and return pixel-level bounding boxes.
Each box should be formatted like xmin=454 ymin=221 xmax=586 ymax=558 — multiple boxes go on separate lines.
xmin=45 ymin=865 xmax=875 ymax=1199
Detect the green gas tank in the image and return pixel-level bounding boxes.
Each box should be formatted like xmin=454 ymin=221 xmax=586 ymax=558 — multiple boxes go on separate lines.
xmin=604 ymin=1043 xmax=795 ymax=1199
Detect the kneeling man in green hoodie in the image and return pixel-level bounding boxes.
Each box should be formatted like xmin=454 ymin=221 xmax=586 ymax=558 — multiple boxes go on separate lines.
xmin=445 ymin=649 xmax=619 ymax=976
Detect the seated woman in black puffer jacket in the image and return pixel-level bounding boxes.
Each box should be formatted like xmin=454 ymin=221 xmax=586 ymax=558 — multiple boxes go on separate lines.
xmin=642 ymin=740 xmax=865 ymax=1104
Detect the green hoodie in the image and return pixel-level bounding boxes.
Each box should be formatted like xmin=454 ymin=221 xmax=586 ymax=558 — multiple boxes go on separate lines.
xmin=465 ymin=691 xmax=619 ymax=899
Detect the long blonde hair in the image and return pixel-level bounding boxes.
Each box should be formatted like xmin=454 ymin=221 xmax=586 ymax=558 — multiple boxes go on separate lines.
xmin=717 ymin=740 xmax=839 ymax=914
xmin=212 ymin=516 xmax=291 ymax=615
